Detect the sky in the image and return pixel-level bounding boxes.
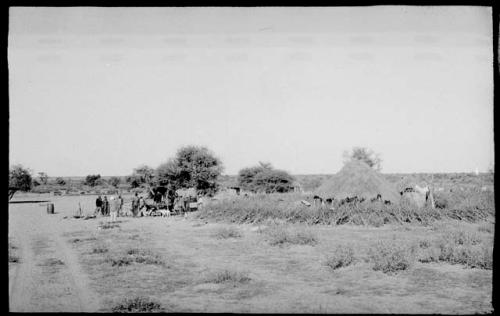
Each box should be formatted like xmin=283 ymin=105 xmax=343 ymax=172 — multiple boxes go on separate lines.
xmin=8 ymin=6 xmax=494 ymax=176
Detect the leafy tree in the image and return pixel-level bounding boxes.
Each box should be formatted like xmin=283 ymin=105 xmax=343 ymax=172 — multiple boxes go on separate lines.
xmin=109 ymin=176 xmax=121 ymax=188
xmin=84 ymin=174 xmax=102 ymax=187
xmin=126 ymin=175 xmax=142 ymax=188
xmin=55 ymin=177 xmax=66 ymax=186
xmin=38 ymin=172 xmax=48 ymax=185
xmin=237 ymin=162 xmax=273 ymax=192
xmin=237 ymin=162 xmax=295 ymax=193
xmin=252 ymin=169 xmax=295 ymax=193
xmin=156 ymin=146 xmax=223 ymax=196
xmin=342 ymin=147 xmax=382 ymax=171
xmin=132 ymin=165 xmax=155 ymax=186
xmin=9 ymin=165 xmax=33 ymax=192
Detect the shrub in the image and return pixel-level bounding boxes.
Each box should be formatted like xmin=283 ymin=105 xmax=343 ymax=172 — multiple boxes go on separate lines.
xmin=107 ymin=257 xmax=133 ymax=267
xmin=325 ymin=245 xmax=355 ymax=270
xmin=9 ymin=164 xmax=33 ymax=192
xmin=84 ymin=174 xmax=102 ymax=187
xmin=436 ymin=230 xmax=493 ymax=269
xmin=92 ymin=246 xmax=109 ymax=254
xmin=111 ymin=297 xmax=164 ymax=313
xmin=203 ymin=269 xmax=251 ymax=284
xmin=368 ymin=241 xmax=415 ymax=274
xmin=125 ymin=248 xmax=165 ymax=265
xmin=212 ymin=226 xmax=243 ymax=239
xmin=265 ymin=225 xmax=317 ymax=246
xmin=237 ymin=163 xmax=295 ymax=193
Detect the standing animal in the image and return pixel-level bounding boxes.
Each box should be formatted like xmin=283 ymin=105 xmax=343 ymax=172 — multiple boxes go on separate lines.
xmin=313 ymin=195 xmax=324 ymax=206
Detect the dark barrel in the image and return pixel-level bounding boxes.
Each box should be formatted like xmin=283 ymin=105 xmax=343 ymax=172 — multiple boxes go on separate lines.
xmin=46 ymin=203 xmax=55 ymax=214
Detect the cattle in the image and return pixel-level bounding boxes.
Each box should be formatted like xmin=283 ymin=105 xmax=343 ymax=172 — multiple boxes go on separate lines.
xmin=339 ymin=196 xmax=364 ymax=206
xmin=370 ymin=194 xmax=382 ymax=202
xmin=313 ymin=195 xmax=324 ymax=206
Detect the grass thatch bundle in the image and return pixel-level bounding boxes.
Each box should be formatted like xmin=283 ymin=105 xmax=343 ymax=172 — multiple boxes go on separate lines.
xmin=314 ymin=160 xmax=400 ymax=202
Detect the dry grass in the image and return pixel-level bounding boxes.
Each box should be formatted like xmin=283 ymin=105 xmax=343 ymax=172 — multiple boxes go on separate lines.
xmin=9 ymin=241 xmax=20 ymax=263
xmin=325 ymin=245 xmax=355 ymax=270
xmin=368 ymin=240 xmax=416 ymax=274
xmin=111 ymin=297 xmax=165 ymax=313
xmin=211 ymin=226 xmax=243 ymax=239
xmin=196 ymin=190 xmax=494 ymax=227
xmin=91 ymin=246 xmax=109 ymax=254
xmin=106 ymin=248 xmax=165 ymax=267
xmin=264 ymin=224 xmax=318 ymax=246
xmin=202 ymin=269 xmax=251 ymax=284
xmin=14 ymin=194 xmax=491 ymax=313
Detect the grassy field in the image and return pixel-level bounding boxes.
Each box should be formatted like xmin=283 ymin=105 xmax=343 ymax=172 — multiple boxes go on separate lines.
xmin=9 ymin=191 xmax=494 ymax=313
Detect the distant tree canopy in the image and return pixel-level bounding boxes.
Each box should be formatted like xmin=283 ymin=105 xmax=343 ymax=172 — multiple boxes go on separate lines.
xmin=238 ymin=162 xmax=295 ymax=193
xmin=38 ymin=172 xmax=48 ymax=185
xmin=84 ymin=174 xmax=102 ymax=187
xmin=156 ymin=146 xmax=223 ymax=196
xmin=343 ymin=147 xmax=382 ymax=171
xmin=55 ymin=177 xmax=66 ymax=186
xmin=108 ymin=176 xmax=121 ymax=188
xmin=9 ymin=165 xmax=33 ymax=192
xmin=133 ymin=165 xmax=155 ymax=185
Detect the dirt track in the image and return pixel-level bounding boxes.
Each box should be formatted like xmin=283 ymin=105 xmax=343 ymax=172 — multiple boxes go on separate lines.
xmin=9 ymin=196 xmax=101 ymax=312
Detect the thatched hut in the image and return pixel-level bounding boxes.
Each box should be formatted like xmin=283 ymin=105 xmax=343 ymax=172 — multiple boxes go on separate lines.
xmin=314 ymin=160 xmax=400 ymax=202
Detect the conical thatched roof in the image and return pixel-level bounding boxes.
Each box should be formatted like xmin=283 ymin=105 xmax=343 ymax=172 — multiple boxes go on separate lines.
xmin=314 ymin=160 xmax=400 ymax=202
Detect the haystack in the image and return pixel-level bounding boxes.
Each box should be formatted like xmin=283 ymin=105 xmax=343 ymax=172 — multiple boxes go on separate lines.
xmin=314 ymin=160 xmax=400 ymax=202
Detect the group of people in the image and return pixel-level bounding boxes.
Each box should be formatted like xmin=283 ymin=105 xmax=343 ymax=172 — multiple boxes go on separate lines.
xmin=95 ymin=194 xmax=124 ymax=222
xmin=96 ymin=193 xmax=148 ymax=220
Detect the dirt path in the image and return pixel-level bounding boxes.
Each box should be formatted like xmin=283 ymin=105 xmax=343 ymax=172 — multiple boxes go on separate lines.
xmin=9 ymin=200 xmax=101 ymax=312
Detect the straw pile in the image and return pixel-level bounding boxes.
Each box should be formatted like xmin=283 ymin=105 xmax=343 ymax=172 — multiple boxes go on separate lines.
xmin=314 ymin=160 xmax=400 ymax=202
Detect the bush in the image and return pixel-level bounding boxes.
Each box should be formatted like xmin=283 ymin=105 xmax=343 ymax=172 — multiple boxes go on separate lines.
xmin=368 ymin=240 xmax=415 ymax=274
xmin=111 ymin=297 xmax=164 ymax=313
xmin=325 ymin=245 xmax=355 ymax=270
xmin=212 ymin=226 xmax=243 ymax=239
xmin=84 ymin=174 xmax=102 ymax=187
xmin=196 ymin=192 xmax=494 ymax=227
xmin=9 ymin=164 xmax=33 ymax=192
xmin=435 ymin=229 xmax=493 ymax=269
xmin=237 ymin=162 xmax=295 ymax=193
xmin=92 ymin=246 xmax=108 ymax=254
xmin=203 ymin=269 xmax=251 ymax=284
xmin=265 ymin=224 xmax=317 ymax=246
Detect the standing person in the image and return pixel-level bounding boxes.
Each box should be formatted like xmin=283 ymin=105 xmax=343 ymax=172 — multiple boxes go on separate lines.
xmin=117 ymin=194 xmax=124 ymax=217
xmin=167 ymin=185 xmax=176 ymax=212
xmin=138 ymin=196 xmax=146 ymax=216
xmin=95 ymin=195 xmax=103 ymax=215
xmin=109 ymin=196 xmax=119 ymax=223
xmin=102 ymin=196 xmax=109 ymax=216
xmin=131 ymin=192 xmax=139 ymax=217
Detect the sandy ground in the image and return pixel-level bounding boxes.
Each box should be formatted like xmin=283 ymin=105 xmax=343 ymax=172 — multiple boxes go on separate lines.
xmin=9 ymin=194 xmax=493 ymax=313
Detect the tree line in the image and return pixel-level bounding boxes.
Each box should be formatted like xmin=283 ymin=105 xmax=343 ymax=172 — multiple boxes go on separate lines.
xmin=9 ymin=146 xmax=382 ymax=197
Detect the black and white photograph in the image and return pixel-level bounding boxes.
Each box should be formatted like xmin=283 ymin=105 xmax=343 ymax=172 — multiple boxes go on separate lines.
xmin=8 ymin=6 xmax=494 ymax=313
